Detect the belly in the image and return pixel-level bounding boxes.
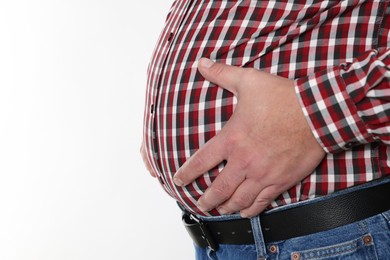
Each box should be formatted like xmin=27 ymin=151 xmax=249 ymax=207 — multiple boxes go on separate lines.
xmin=153 ymin=64 xmax=236 ymax=215
xmin=143 ymin=0 xmax=379 ymax=216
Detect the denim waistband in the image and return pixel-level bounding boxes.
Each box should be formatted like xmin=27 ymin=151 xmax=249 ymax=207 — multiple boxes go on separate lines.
xmin=180 ymin=176 xmax=390 ymax=258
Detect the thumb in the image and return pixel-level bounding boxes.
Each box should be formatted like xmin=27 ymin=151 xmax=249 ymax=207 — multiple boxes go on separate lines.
xmin=197 ymin=58 xmax=245 ymax=95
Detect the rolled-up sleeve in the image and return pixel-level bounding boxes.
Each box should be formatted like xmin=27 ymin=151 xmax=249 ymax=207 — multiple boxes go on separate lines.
xmin=295 ymin=48 xmax=390 ymax=153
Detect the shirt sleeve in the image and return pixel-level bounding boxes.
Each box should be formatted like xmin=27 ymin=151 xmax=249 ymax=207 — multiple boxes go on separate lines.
xmin=295 ymin=47 xmax=390 ymax=153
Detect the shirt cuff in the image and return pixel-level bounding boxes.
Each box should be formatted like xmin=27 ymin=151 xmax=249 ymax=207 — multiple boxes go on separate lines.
xmin=294 ymin=66 xmax=374 ymax=153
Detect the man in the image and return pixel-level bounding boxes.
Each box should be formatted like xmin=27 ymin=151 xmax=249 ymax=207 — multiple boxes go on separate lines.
xmin=141 ymin=1 xmax=390 ymax=259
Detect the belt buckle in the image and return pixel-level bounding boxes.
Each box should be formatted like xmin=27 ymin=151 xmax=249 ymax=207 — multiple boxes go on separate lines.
xmin=189 ymin=214 xmax=219 ymax=251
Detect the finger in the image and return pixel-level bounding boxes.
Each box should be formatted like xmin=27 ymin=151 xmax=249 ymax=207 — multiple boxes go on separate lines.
xmin=216 ymin=179 xmax=264 ymax=215
xmin=197 ymin=162 xmax=246 ymax=212
xmin=140 ymin=143 xmax=156 ymax=177
xmin=197 ymin=58 xmax=246 ymax=96
xmin=143 ymin=158 xmax=156 ymax=177
xmin=174 ymin=132 xmax=227 ymax=186
xmin=240 ymin=186 xmax=280 ymax=218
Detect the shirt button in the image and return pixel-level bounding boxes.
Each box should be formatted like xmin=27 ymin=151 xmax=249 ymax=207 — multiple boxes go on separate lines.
xmin=158 ymin=176 xmax=165 ymax=185
xmin=167 ymin=32 xmax=173 ymax=42
xmin=345 ymin=142 xmax=357 ymax=149
xmin=150 ymin=104 xmax=154 ymax=114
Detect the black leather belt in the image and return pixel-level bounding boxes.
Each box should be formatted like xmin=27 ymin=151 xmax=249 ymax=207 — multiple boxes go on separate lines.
xmin=182 ymin=180 xmax=390 ymax=251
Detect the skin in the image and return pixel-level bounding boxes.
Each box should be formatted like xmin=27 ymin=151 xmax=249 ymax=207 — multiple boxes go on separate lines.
xmin=140 ymin=143 xmax=156 ymax=178
xmin=142 ymin=58 xmax=326 ymax=218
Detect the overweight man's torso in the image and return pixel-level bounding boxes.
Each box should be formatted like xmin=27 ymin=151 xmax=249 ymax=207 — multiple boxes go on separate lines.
xmin=143 ymin=0 xmax=390 ymax=216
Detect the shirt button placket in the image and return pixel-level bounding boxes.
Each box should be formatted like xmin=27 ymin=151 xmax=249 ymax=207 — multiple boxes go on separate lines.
xmin=149 ymin=0 xmax=193 ymax=197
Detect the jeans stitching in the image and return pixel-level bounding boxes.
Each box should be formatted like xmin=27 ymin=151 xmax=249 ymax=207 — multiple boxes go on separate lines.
xmin=293 ymin=234 xmax=376 ymax=260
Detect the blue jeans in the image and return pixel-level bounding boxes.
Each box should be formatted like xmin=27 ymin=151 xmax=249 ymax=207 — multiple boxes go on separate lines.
xmin=194 ymin=178 xmax=390 ymax=260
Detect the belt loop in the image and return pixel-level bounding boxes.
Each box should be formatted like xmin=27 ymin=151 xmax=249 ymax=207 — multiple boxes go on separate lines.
xmin=250 ymin=216 xmax=268 ymax=259
xmin=382 ymin=209 xmax=390 ymax=222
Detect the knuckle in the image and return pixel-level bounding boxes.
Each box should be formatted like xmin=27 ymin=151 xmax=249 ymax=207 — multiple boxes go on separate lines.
xmin=189 ymin=153 xmax=207 ymax=174
xmin=211 ymin=180 xmax=231 ymax=200
xmin=242 ymin=68 xmax=262 ymax=87
xmin=245 ymin=68 xmax=259 ymax=78
xmin=244 ymin=199 xmax=270 ymax=216
xmin=254 ymin=197 xmax=270 ymax=207
xmin=231 ymin=192 xmax=254 ymax=208
xmin=254 ymin=189 xmax=277 ymax=208
xmin=236 ymin=157 xmax=253 ymax=171
xmin=225 ymin=133 xmax=243 ymax=155
xmin=230 ymin=147 xmax=255 ymax=170
xmin=212 ymin=64 xmax=225 ymax=77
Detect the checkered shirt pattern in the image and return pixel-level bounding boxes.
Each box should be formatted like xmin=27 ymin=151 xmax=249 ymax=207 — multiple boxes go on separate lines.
xmin=143 ymin=0 xmax=390 ymax=216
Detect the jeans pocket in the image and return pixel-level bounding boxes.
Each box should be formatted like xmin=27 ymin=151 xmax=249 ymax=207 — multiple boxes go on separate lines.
xmin=291 ymin=234 xmax=378 ymax=260
xmin=381 ymin=209 xmax=390 ymax=225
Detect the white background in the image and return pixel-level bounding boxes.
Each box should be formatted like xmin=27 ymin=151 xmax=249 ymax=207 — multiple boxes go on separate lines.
xmin=0 ymin=1 xmax=194 ymax=259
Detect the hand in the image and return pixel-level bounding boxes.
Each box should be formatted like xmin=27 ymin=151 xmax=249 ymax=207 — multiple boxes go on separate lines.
xmin=173 ymin=58 xmax=326 ymax=218
xmin=140 ymin=140 xmax=156 ymax=178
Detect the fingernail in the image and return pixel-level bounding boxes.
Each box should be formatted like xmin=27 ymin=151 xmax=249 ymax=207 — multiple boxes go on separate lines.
xmin=173 ymin=177 xmax=184 ymax=186
xmin=200 ymin=58 xmax=214 ymax=68
xmin=240 ymin=212 xmax=249 ymax=218
xmin=217 ymin=207 xmax=228 ymax=215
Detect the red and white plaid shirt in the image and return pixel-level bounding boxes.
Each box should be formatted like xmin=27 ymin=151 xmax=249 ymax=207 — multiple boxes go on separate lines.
xmin=143 ymin=0 xmax=390 ymax=216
